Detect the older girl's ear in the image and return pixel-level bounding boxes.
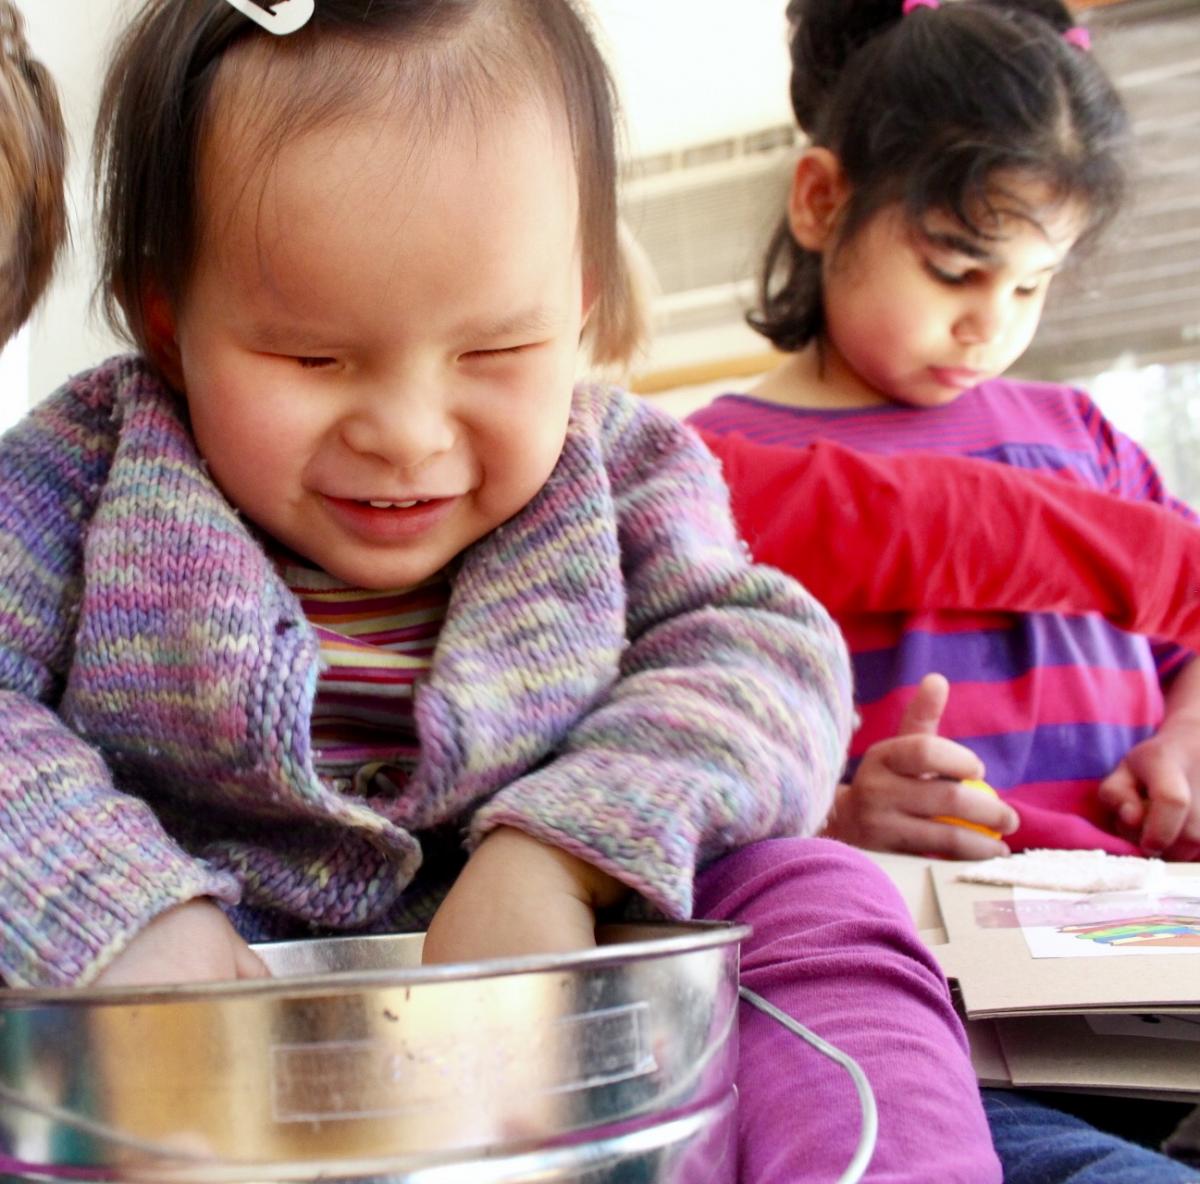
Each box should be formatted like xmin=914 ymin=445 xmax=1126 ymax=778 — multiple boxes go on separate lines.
xmin=787 ymin=147 xmax=850 ymax=252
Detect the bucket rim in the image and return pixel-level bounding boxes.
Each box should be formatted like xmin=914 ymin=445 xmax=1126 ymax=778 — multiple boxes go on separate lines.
xmin=0 ymin=920 xmax=750 ymax=1009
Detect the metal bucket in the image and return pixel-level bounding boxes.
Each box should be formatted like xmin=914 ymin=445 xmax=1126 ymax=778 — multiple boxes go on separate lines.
xmin=0 ymin=922 xmax=746 ymax=1182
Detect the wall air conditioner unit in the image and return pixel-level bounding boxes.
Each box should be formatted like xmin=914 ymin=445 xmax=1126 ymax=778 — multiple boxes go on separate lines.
xmin=619 ymin=124 xmax=798 ymax=375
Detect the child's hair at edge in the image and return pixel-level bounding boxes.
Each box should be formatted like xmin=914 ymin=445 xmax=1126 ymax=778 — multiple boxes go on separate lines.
xmin=751 ymin=0 xmax=1131 ymax=353
xmin=0 ymin=0 xmax=67 ymax=346
xmin=94 ymin=0 xmax=643 ymax=372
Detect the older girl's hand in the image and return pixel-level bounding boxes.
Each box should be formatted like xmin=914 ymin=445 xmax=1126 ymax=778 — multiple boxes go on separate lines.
xmin=422 ymin=827 xmax=627 ymax=966
xmin=92 ymin=898 xmax=270 ymax=988
xmin=1099 ymin=726 xmax=1200 ymax=861
xmin=822 ymin=674 xmax=1019 ymax=859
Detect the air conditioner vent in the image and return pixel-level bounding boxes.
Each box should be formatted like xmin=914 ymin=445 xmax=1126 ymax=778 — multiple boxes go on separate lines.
xmin=620 ymin=125 xmax=796 ymax=306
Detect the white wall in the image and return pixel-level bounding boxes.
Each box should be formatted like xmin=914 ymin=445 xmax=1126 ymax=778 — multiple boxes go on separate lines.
xmin=592 ymin=0 xmax=791 ymax=158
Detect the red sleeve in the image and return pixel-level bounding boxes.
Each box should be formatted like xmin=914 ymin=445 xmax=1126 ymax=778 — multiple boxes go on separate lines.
xmin=698 ymin=430 xmax=1200 ymax=652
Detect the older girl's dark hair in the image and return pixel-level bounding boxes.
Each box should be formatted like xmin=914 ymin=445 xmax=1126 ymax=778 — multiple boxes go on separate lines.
xmin=95 ymin=0 xmax=636 ymax=367
xmin=0 ymin=0 xmax=67 ymax=346
xmin=751 ymin=0 xmax=1130 ymax=352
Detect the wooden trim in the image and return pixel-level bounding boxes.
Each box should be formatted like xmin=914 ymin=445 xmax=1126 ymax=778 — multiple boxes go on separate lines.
xmin=629 ymin=351 xmax=781 ymax=395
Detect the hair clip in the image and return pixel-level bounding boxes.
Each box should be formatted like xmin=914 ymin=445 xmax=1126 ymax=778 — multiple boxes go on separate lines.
xmin=222 ymin=0 xmax=315 ymax=35
xmin=902 ymin=0 xmax=940 ymax=12
xmin=1062 ymin=26 xmax=1092 ymax=52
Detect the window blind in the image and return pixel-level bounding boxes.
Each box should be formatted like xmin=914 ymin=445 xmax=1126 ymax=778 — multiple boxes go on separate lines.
xmin=1021 ymin=0 xmax=1200 ymax=381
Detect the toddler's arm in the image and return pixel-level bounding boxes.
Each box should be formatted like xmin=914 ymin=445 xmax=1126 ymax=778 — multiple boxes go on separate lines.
xmin=93 ymin=900 xmax=269 ymax=987
xmin=468 ymin=392 xmax=854 ymax=920
xmin=0 ymin=371 xmax=239 ymax=987
xmin=422 ymin=827 xmax=624 ymax=964
xmin=702 ymin=432 xmax=1200 ymax=647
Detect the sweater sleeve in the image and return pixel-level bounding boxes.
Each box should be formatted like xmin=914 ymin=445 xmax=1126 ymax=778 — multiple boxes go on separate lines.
xmin=1072 ymin=388 xmax=1199 ymax=681
xmin=0 ymin=365 xmax=239 ymax=988
xmin=700 ymin=431 xmax=1200 ymax=653
xmin=470 ymin=394 xmax=854 ymax=919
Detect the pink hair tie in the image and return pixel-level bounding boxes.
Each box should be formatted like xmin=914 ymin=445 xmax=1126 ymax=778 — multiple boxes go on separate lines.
xmin=1063 ymin=26 xmax=1092 ymax=51
xmin=902 ymin=0 xmax=940 ymax=12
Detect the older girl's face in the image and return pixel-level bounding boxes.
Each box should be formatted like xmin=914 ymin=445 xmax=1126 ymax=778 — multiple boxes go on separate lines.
xmin=164 ymin=93 xmax=586 ymax=590
xmin=819 ymin=179 xmax=1085 ymax=409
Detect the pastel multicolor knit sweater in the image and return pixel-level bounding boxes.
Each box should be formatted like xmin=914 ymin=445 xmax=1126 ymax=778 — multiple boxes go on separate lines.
xmin=0 ymin=356 xmax=852 ymax=988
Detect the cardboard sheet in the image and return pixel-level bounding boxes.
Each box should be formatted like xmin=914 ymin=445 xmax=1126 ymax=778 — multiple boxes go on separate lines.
xmin=993 ymin=1015 xmax=1200 ymax=1101
xmin=868 ymin=854 xmax=1200 ymax=1097
xmin=930 ymin=861 xmax=1200 ymax=1017
xmin=862 ymin=850 xmax=943 ymax=931
xmin=961 ymin=1019 xmax=1012 ymax=1089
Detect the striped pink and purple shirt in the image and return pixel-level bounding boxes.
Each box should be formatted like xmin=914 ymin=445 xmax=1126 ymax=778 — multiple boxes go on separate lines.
xmin=689 ymin=377 xmax=1198 ymax=853
xmin=278 ymin=562 xmax=450 ymax=795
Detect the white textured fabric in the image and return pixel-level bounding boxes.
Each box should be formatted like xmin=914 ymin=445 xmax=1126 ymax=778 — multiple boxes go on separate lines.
xmin=957 ymin=848 xmax=1168 ymax=894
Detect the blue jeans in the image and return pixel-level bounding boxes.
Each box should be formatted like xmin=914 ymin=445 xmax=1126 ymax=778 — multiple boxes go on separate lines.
xmin=983 ymin=1089 xmax=1200 ymax=1183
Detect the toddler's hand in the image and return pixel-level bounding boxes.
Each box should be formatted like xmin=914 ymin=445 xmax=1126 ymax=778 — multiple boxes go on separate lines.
xmin=1098 ymin=725 xmax=1200 ymax=861
xmin=823 ymin=673 xmax=1018 ymax=858
xmin=422 ymin=827 xmax=627 ymax=965
xmin=93 ymin=899 xmax=270 ymax=988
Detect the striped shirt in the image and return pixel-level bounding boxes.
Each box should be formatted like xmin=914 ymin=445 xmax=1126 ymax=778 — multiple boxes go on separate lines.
xmin=278 ymin=561 xmax=450 ymax=795
xmin=689 ymin=377 xmax=1198 ymax=853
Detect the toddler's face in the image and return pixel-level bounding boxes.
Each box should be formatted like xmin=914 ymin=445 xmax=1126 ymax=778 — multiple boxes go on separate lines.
xmin=820 ymin=176 xmax=1084 ymax=409
xmin=168 ymin=93 xmax=586 ymax=589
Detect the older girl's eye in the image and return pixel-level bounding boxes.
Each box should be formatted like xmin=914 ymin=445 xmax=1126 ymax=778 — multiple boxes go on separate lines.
xmin=925 ymin=262 xmax=970 ymax=286
xmin=295 ymin=356 xmax=336 ymax=370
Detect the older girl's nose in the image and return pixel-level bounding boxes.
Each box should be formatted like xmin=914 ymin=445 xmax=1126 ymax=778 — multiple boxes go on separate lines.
xmin=953 ymin=291 xmax=1010 ymax=346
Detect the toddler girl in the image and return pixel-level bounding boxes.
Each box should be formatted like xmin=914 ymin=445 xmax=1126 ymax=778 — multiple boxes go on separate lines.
xmin=689 ymin=0 xmax=1199 ymax=1178
xmin=0 ymin=1 xmax=997 ymax=1178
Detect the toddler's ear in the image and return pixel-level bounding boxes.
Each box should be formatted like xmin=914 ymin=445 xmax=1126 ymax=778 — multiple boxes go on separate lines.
xmin=142 ymin=286 xmax=184 ymax=389
xmin=787 ymin=148 xmax=849 ymax=252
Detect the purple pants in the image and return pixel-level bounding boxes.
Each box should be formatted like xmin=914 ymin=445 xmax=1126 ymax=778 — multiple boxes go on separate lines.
xmin=695 ymin=838 xmax=1000 ymax=1183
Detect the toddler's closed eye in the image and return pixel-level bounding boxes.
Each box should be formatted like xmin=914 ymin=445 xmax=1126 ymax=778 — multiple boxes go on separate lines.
xmin=465 ymin=343 xmax=537 ymax=360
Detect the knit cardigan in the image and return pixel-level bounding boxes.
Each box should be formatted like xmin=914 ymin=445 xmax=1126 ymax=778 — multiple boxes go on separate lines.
xmin=0 ymin=357 xmax=852 ymax=988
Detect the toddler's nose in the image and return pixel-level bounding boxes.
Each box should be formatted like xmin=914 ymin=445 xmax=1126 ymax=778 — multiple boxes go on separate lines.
xmin=341 ymin=387 xmax=455 ymax=471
